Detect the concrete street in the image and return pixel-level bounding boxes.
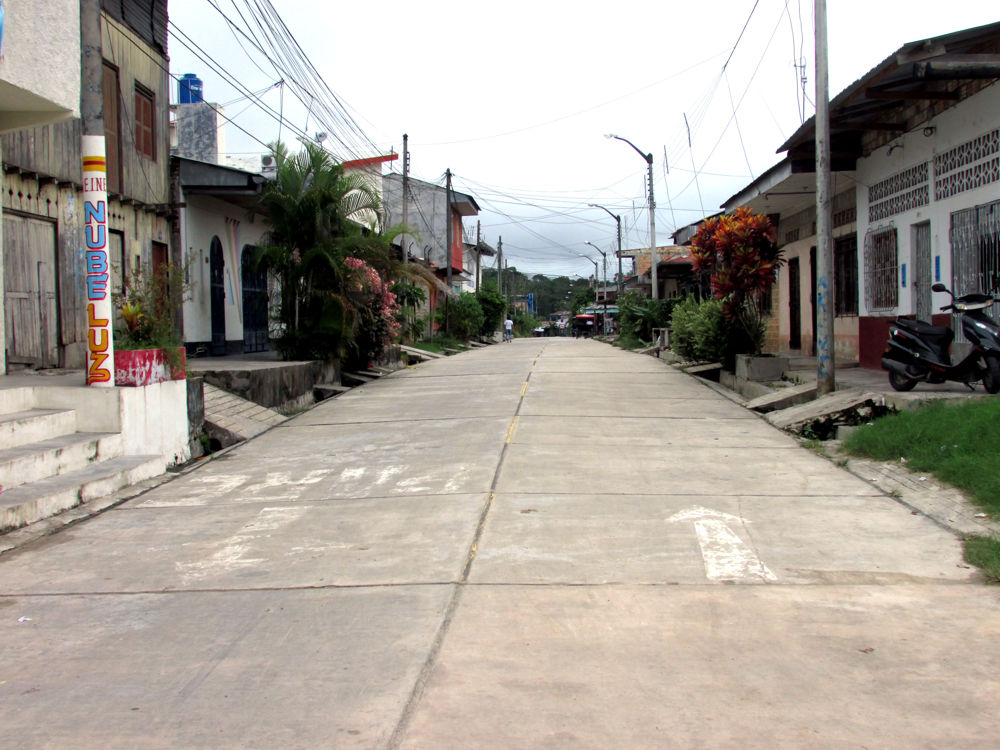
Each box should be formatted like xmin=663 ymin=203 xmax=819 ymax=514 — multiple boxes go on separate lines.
xmin=2 ymin=338 xmax=999 ymax=748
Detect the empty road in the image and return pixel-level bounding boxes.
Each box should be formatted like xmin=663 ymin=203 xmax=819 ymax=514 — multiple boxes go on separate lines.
xmin=2 ymin=338 xmax=998 ymax=748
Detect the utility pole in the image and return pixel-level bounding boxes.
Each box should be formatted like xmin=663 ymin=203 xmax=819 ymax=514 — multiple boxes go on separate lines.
xmin=815 ymin=0 xmax=836 ymax=395
xmin=81 ymin=0 xmax=114 ymax=386
xmin=647 ymin=156 xmax=658 ymax=300
xmin=497 ymin=237 xmax=503 ymax=297
xmin=401 ymin=134 xmax=409 ymax=264
xmin=445 ymin=168 xmax=453 ymax=333
xmin=475 ymin=220 xmax=481 ymax=292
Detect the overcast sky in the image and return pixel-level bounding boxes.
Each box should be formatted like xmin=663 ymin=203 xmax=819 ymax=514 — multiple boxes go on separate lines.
xmin=166 ymin=1 xmax=999 ymax=281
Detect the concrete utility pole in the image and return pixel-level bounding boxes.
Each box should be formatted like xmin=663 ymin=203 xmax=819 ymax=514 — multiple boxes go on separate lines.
xmin=475 ymin=221 xmax=481 ymax=292
xmin=401 ymin=134 xmax=409 ymax=264
xmin=497 ymin=237 xmax=503 ymax=297
xmin=81 ymin=0 xmax=114 ymax=386
xmin=588 ymin=204 xmax=623 ymax=294
xmin=607 ymin=135 xmax=658 ymax=299
xmin=445 ymin=168 xmax=453 ymax=333
xmin=814 ymin=0 xmax=836 ymax=395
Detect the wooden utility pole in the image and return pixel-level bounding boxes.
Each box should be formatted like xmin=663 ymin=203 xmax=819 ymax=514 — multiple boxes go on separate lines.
xmin=400 ymin=134 xmax=409 ymax=263
xmin=497 ymin=237 xmax=503 ymax=297
xmin=814 ymin=0 xmax=836 ymax=394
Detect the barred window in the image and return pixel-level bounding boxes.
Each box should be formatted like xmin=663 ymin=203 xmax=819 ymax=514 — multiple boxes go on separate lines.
xmin=834 ymin=234 xmax=858 ymax=316
xmin=864 ymin=227 xmax=898 ymax=312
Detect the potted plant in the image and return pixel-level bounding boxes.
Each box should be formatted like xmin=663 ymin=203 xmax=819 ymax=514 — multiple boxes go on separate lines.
xmin=113 ymin=263 xmax=188 ymax=387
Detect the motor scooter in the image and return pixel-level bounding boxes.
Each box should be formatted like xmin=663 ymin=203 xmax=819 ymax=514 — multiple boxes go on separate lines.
xmin=881 ymin=282 xmax=1000 ymax=393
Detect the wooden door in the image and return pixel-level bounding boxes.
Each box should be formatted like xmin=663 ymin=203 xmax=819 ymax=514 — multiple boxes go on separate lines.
xmin=788 ymin=257 xmax=801 ymax=349
xmin=809 ymin=247 xmax=818 ymax=356
xmin=4 ymin=214 xmax=60 ymax=368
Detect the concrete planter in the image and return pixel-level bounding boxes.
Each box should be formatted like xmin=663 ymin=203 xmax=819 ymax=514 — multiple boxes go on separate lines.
xmin=735 ymin=354 xmax=788 ymax=382
xmin=115 ymin=348 xmax=187 ymax=387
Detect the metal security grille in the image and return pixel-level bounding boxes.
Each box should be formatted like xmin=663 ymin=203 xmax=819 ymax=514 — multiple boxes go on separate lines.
xmin=864 ymin=227 xmax=898 ymax=312
xmin=950 ymin=200 xmax=1000 ymax=344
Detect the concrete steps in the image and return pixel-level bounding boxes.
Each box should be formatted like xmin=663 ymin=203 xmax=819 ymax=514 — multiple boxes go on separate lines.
xmin=0 ymin=431 xmax=123 ymax=491
xmin=0 ymin=454 xmax=164 ymax=531
xmin=0 ymin=389 xmax=164 ymax=534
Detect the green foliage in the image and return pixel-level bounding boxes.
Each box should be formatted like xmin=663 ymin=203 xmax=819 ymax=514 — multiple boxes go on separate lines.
xmin=570 ymin=286 xmax=596 ymax=316
xmin=691 ymin=207 xmax=782 ymax=355
xmin=618 ymin=291 xmax=677 ymax=342
xmin=670 ymin=297 xmax=731 ymax=363
xmin=964 ymin=535 xmax=1000 ymax=582
xmin=476 ymin=285 xmax=506 ymax=337
xmin=392 ymin=280 xmax=426 ymax=343
xmin=513 ymin=313 xmax=542 ymax=337
xmin=255 ymin=141 xmax=398 ymax=365
xmin=842 ymin=398 xmax=1000 ymax=516
xmin=113 ymin=262 xmax=188 ymax=362
xmin=435 ymin=293 xmax=484 ymax=341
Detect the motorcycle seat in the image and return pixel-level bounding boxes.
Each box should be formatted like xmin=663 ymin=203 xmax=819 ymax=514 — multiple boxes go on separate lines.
xmin=894 ymin=318 xmax=954 ymax=360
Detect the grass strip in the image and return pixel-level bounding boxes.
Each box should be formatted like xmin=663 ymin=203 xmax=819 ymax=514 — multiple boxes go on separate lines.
xmin=842 ymin=397 xmax=1000 ymax=516
xmin=964 ymin=535 xmax=1000 ymax=582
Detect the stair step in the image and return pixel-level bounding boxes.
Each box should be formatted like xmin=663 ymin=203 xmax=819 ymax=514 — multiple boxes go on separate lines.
xmin=0 ymin=409 xmax=77 ymax=451
xmin=0 ymin=432 xmax=123 ymax=492
xmin=0 ymin=454 xmax=166 ymax=533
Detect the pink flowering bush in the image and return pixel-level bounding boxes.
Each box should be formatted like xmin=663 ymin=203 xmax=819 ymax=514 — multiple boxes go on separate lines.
xmin=344 ymin=256 xmax=400 ymax=365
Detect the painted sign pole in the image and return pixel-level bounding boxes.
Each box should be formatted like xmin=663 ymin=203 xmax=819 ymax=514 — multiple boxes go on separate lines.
xmin=82 ymin=136 xmax=114 ymax=386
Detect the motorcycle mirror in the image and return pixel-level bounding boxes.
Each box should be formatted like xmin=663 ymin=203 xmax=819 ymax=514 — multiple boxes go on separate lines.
xmin=931 ymin=283 xmax=947 ymax=293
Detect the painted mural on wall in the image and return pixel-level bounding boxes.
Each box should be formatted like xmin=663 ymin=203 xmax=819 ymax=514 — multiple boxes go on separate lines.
xmin=83 ymin=135 xmax=115 ymax=385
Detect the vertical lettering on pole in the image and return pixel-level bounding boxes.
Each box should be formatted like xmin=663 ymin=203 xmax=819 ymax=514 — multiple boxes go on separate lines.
xmin=82 ymin=135 xmax=115 ymax=386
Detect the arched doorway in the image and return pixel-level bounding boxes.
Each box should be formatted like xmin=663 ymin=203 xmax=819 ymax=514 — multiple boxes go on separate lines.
xmin=241 ymin=245 xmax=268 ymax=352
xmin=209 ymin=236 xmax=226 ymax=356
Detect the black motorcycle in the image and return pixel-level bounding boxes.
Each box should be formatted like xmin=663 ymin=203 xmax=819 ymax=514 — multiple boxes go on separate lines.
xmin=881 ymin=282 xmax=1000 ymax=393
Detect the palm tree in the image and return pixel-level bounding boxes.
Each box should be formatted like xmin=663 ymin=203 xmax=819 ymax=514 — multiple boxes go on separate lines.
xmin=256 ymin=141 xmax=392 ymax=361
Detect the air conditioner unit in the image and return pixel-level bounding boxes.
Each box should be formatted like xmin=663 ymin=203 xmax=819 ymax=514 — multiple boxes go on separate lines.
xmin=261 ymin=154 xmax=276 ymax=168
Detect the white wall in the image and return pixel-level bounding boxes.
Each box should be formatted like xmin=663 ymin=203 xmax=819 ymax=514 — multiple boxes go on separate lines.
xmin=180 ymin=194 xmax=270 ymax=346
xmin=0 ymin=0 xmax=80 ymax=131
xmin=857 ymin=82 xmax=1000 ymax=317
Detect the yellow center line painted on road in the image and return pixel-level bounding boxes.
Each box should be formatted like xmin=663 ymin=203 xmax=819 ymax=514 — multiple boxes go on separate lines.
xmin=520 ymin=381 xmax=529 ymax=397
xmin=506 ymin=416 xmax=519 ymax=444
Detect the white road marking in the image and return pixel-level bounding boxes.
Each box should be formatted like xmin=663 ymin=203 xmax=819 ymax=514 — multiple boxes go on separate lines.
xmin=177 ymin=506 xmax=308 ymax=583
xmin=667 ymin=505 xmax=776 ymax=583
xmin=340 ymin=467 xmax=366 ymax=481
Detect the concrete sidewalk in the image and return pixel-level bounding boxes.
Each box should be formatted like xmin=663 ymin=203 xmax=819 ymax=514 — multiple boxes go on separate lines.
xmin=1 ymin=339 xmax=998 ymax=749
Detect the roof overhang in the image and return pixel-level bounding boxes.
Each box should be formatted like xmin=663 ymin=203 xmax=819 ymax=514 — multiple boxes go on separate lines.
xmin=722 ymin=158 xmax=856 ymax=218
xmin=177 ymin=156 xmax=267 ymax=210
xmin=779 ymin=22 xmax=1000 ymax=162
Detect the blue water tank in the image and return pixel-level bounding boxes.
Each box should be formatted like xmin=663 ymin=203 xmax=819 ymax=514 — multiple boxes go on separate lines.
xmin=179 ymin=73 xmax=203 ymax=104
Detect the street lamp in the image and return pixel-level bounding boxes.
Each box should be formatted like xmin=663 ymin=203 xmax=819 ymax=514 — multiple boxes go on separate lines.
xmin=588 ymin=203 xmax=623 ymax=294
xmin=585 ymin=241 xmax=609 ymax=333
xmin=606 ymin=133 xmax=658 ymax=299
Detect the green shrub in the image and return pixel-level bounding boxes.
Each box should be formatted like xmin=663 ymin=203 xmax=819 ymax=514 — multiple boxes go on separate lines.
xmin=436 ymin=292 xmax=484 ymax=341
xmin=671 ymin=297 xmax=730 ymax=362
xmin=476 ymin=286 xmax=506 ymax=337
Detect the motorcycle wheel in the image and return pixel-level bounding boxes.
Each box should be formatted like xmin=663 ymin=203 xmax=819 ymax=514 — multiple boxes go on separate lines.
xmin=983 ymin=355 xmax=1000 ymax=394
xmin=888 ymin=370 xmax=918 ymax=392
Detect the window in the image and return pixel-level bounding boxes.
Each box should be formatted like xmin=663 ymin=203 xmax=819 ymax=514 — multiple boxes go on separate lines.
xmin=834 ymin=234 xmax=858 ymax=316
xmin=102 ymin=63 xmax=122 ymax=193
xmin=864 ymin=227 xmax=898 ymax=312
xmin=134 ymin=84 xmax=156 ymax=159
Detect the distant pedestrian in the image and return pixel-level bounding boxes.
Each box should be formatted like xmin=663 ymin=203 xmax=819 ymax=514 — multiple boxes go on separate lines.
xmin=504 ymin=317 xmax=514 ymax=342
